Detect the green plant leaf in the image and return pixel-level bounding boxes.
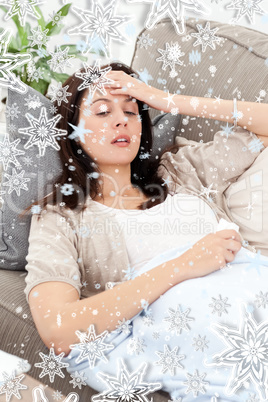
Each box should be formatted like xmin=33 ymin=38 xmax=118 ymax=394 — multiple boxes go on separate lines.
xmin=35 ymin=6 xmax=46 ymax=29
xmin=0 ymin=6 xmax=25 ymax=48
xmin=28 ymin=78 xmax=50 ymax=95
xmin=50 ymin=71 xmax=70 ymax=83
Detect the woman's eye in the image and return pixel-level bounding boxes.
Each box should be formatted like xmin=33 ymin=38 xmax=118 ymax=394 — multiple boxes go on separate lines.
xmin=96 ymin=111 xmax=110 ymax=116
xmin=125 ymin=111 xmax=137 ymax=115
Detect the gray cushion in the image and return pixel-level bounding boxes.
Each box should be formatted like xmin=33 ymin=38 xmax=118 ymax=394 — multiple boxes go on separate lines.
xmin=131 ymin=18 xmax=268 ymax=143
xmin=0 ymin=86 xmax=62 ymax=270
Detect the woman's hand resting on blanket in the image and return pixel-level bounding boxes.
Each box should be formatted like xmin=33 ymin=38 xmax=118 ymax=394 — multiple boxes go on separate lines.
xmin=176 ymin=229 xmax=242 ymax=280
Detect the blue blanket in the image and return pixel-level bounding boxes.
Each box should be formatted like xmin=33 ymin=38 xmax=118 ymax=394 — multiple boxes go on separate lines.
xmin=64 ymin=241 xmax=268 ymax=401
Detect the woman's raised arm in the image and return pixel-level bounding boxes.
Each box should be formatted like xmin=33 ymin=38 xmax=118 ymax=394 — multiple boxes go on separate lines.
xmin=28 ymin=230 xmax=241 ymax=356
xmin=107 ymin=70 xmax=268 ymax=141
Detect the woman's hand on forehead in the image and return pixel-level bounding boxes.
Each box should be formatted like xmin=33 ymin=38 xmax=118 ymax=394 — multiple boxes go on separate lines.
xmin=105 ymin=69 xmax=174 ymax=112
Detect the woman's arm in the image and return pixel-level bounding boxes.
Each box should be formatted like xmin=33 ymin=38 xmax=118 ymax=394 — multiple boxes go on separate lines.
xmin=29 ymin=230 xmax=241 ymax=355
xmin=107 ymin=71 xmax=268 ymax=139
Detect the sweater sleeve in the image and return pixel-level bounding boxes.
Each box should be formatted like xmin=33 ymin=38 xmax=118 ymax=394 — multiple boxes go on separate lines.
xmin=24 ymin=206 xmax=82 ymax=302
xmin=159 ymin=127 xmax=265 ymax=195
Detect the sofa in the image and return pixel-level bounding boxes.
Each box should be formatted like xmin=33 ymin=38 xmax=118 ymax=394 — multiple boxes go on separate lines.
xmin=0 ymin=18 xmax=267 ymax=401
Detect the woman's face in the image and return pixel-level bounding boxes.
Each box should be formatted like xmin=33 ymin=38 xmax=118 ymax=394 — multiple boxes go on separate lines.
xmin=78 ymin=88 xmax=142 ymax=168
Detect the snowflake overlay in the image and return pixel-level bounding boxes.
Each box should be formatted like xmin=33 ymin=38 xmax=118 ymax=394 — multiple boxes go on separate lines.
xmin=75 ymin=60 xmax=114 ymax=96
xmin=156 ymin=42 xmax=185 ymax=74
xmin=0 ymin=371 xmax=27 ymax=402
xmin=69 ymin=371 xmax=87 ymax=389
xmin=48 ymin=46 xmax=74 ymax=73
xmin=69 ymin=324 xmax=114 ymax=368
xmin=127 ymin=0 xmax=210 ymax=35
xmin=255 ymin=291 xmax=268 ymax=309
xmin=155 ymin=344 xmax=185 ymax=375
xmin=34 ymin=347 xmax=69 ymax=383
xmin=192 ymin=334 xmax=209 ymax=352
xmin=0 ymin=29 xmax=31 ymax=93
xmin=68 ymin=0 xmax=131 ymax=56
xmin=0 ymin=0 xmax=43 ymax=26
xmin=227 ymin=0 xmax=266 ymax=24
xmin=3 ymin=168 xmax=30 ymax=196
xmin=0 ymin=133 xmax=25 ymax=171
xmin=183 ymin=370 xmax=209 ymax=397
xmin=92 ymin=358 xmax=162 ymax=402
xmin=18 ymin=107 xmax=67 ymax=157
xmin=48 ymin=82 xmax=72 ymax=106
xmin=127 ymin=337 xmax=146 ymax=356
xmin=209 ymin=294 xmax=231 ymax=316
xmin=210 ymin=303 xmax=268 ymax=400
xmin=163 ymin=304 xmax=194 ymax=335
xmin=191 ymin=22 xmax=222 ymax=52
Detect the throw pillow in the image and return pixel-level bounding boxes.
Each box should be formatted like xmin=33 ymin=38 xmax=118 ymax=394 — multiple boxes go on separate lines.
xmin=224 ymin=147 xmax=268 ymax=256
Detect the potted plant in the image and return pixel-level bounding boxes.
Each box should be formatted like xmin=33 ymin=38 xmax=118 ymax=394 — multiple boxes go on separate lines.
xmin=0 ymin=2 xmax=88 ymax=97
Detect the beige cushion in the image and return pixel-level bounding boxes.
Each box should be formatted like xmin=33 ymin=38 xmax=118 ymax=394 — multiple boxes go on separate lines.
xmin=224 ymin=147 xmax=268 ymax=256
xmin=131 ymin=18 xmax=268 ymax=143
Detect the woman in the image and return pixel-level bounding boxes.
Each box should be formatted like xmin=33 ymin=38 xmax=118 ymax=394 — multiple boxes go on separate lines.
xmin=25 ymin=63 xmax=268 ymax=400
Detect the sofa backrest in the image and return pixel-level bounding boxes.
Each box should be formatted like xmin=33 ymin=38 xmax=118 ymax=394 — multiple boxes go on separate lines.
xmin=131 ymin=18 xmax=268 ymax=143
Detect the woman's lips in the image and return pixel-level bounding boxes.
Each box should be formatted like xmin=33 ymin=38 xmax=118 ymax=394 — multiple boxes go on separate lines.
xmin=111 ymin=141 xmax=130 ymax=147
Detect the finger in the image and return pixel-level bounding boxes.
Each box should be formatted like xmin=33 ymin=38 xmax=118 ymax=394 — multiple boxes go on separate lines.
xmin=216 ymin=229 xmax=241 ymax=243
xmin=223 ymin=239 xmax=242 ymax=253
xmin=224 ymin=249 xmax=236 ymax=263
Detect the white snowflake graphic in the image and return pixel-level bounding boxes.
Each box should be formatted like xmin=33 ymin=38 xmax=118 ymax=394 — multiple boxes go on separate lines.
xmin=137 ymin=32 xmax=154 ymax=49
xmin=92 ymin=358 xmax=162 ymax=401
xmin=24 ymin=94 xmax=42 ymax=110
xmin=127 ymin=0 xmax=210 ymax=35
xmin=192 ymin=334 xmax=209 ymax=352
xmin=0 ymin=133 xmax=25 ymax=171
xmin=127 ymin=336 xmax=146 ymax=356
xmin=18 ymin=107 xmax=66 ymax=157
xmin=3 ymin=168 xmax=30 ymax=196
xmin=163 ymin=304 xmax=194 ymax=335
xmin=227 ymin=0 xmax=266 ymax=24
xmin=116 ymin=318 xmax=133 ymax=335
xmin=0 ymin=371 xmax=27 ymax=402
xmin=48 ymin=46 xmax=75 ymax=73
xmin=49 ymin=10 xmax=63 ymax=26
xmin=254 ymin=291 xmax=268 ymax=309
xmin=69 ymin=370 xmax=87 ymax=389
xmin=27 ymin=65 xmax=44 ymax=82
xmin=75 ymin=60 xmax=114 ymax=96
xmin=0 ymin=0 xmax=43 ymax=26
xmin=210 ymin=303 xmax=268 ymax=400
xmin=34 ymin=347 xmax=69 ymax=383
xmin=156 ymin=42 xmax=185 ymax=73
xmin=183 ymin=370 xmax=209 ymax=397
xmin=68 ymin=0 xmax=131 ymax=56
xmin=27 ymin=25 xmax=49 ymax=49
xmin=48 ymin=82 xmax=72 ymax=106
xmin=6 ymin=103 xmax=20 ymax=120
xmin=209 ymin=294 xmax=231 ymax=317
xmin=155 ymin=344 xmax=185 ymax=375
xmin=21 ymin=155 xmax=33 ymax=167
xmin=69 ymin=324 xmax=114 ymax=368
xmin=0 ymin=29 xmax=31 ymax=93
xmin=32 ymin=386 xmax=79 ymax=402
xmin=52 ymin=390 xmax=63 ymax=400
xmin=191 ymin=22 xmax=222 ymax=52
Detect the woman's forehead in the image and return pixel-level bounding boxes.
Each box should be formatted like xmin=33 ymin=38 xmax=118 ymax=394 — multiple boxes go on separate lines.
xmin=85 ymin=89 xmax=136 ymax=105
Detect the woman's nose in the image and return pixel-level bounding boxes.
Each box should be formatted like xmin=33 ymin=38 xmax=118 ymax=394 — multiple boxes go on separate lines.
xmin=112 ymin=109 xmax=127 ymax=128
